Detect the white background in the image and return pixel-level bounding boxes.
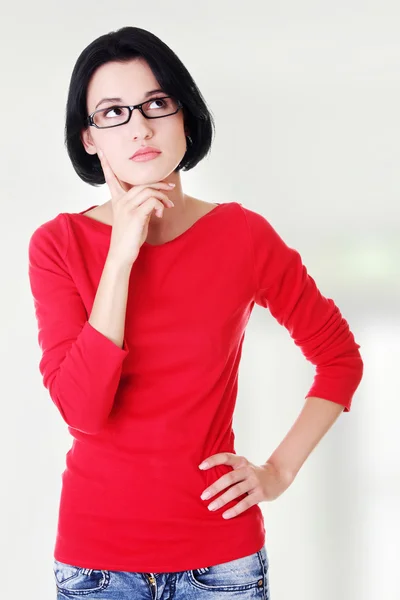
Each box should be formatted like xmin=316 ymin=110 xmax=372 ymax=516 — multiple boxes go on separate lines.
xmin=2 ymin=1 xmax=399 ymax=598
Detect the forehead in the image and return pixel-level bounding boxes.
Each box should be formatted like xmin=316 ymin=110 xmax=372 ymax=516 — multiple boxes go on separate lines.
xmin=86 ymin=59 xmax=161 ymax=111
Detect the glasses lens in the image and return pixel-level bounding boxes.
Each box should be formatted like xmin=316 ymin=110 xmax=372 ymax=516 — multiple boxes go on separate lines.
xmin=93 ymin=106 xmax=130 ymax=128
xmin=92 ymin=97 xmax=180 ymax=128
xmin=142 ymin=96 xmax=179 ymax=118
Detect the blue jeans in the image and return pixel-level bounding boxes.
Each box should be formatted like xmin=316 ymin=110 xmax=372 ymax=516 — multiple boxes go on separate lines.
xmin=53 ymin=544 xmax=270 ymax=599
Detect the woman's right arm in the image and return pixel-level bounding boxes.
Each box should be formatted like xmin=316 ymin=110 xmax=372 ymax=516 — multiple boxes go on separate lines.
xmin=89 ymin=256 xmax=132 ymax=351
xmin=28 ymin=220 xmax=132 ymax=435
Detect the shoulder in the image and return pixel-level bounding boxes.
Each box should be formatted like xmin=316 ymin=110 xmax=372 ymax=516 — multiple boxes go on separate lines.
xmin=236 ymin=203 xmax=272 ymax=227
xmin=237 ymin=204 xmax=291 ymax=244
xmin=228 ymin=203 xmax=278 ymax=247
xmin=28 ymin=212 xmax=69 ymax=260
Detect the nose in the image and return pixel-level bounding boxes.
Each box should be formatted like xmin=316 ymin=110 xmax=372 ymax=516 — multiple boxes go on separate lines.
xmin=128 ymin=107 xmax=154 ymax=140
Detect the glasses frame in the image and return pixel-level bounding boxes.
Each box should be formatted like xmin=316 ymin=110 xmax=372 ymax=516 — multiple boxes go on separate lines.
xmin=85 ymin=95 xmax=183 ymax=129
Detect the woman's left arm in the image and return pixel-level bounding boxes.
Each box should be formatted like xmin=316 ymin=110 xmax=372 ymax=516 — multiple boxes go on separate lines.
xmin=198 ymin=397 xmax=347 ymax=518
xmin=266 ymin=395 xmax=345 ymax=482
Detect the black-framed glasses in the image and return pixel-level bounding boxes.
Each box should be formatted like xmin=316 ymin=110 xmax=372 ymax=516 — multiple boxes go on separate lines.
xmin=85 ymin=95 xmax=183 ymax=129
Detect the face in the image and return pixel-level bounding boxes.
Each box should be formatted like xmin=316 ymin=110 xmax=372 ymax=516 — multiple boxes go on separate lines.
xmin=81 ymin=58 xmax=188 ymax=188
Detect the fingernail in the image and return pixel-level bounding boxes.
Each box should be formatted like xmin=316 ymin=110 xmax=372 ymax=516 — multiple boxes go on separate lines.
xmin=169 ymin=200 xmax=175 ymax=207
xmin=199 ymin=462 xmax=209 ymax=469
xmin=168 ymin=183 xmax=175 ymax=187
xmin=98 ymin=149 xmax=103 ymax=158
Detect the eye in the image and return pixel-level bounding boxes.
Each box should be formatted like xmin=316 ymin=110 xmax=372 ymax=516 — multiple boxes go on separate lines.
xmin=148 ymin=98 xmax=167 ymax=108
xmin=103 ymin=106 xmax=125 ymax=118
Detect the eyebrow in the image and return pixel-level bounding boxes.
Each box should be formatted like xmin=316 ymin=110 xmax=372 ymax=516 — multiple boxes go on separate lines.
xmin=94 ymin=88 xmax=165 ymax=110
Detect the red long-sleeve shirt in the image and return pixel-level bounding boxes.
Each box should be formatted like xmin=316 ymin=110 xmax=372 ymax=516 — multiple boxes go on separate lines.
xmin=28 ymin=201 xmax=363 ymax=572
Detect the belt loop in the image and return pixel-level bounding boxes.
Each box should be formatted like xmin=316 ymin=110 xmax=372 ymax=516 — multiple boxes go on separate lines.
xmin=196 ymin=566 xmax=210 ymax=574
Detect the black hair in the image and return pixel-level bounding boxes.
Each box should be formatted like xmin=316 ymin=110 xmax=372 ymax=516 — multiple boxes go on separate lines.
xmin=65 ymin=26 xmax=216 ymax=186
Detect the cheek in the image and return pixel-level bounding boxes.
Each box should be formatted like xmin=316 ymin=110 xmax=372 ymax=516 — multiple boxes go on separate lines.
xmin=163 ymin=121 xmax=187 ymax=151
xmin=91 ymin=133 xmax=120 ymax=162
xmin=156 ymin=132 xmax=187 ymax=165
xmin=173 ymin=136 xmax=188 ymax=158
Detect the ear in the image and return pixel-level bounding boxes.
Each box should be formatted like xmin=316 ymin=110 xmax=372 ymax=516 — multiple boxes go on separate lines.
xmin=80 ymin=128 xmax=98 ymax=156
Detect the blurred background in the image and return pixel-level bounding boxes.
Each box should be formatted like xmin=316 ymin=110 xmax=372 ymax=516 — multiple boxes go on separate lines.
xmin=2 ymin=1 xmax=399 ymax=598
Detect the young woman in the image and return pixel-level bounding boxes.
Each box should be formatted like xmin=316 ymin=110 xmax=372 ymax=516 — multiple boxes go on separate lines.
xmin=28 ymin=26 xmax=363 ymax=599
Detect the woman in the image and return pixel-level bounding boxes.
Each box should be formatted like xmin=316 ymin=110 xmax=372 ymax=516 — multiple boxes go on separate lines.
xmin=28 ymin=26 xmax=363 ymax=599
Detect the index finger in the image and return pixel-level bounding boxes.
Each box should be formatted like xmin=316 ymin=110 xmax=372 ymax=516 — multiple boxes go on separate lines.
xmin=97 ymin=149 xmax=129 ymax=198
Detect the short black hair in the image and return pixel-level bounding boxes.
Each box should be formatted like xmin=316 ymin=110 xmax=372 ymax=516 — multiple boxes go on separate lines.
xmin=65 ymin=26 xmax=216 ymax=186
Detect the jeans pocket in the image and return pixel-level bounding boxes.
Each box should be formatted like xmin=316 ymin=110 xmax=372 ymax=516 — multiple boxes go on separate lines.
xmin=53 ymin=559 xmax=111 ymax=595
xmin=187 ymin=548 xmax=266 ymax=593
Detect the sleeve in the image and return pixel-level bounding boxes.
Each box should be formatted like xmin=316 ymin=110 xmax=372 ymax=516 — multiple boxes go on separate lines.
xmin=28 ymin=218 xmax=130 ymax=434
xmin=242 ymin=206 xmax=364 ymax=412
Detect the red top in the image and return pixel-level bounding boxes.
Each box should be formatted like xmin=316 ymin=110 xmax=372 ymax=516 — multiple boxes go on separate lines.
xmin=28 ymin=201 xmax=363 ymax=572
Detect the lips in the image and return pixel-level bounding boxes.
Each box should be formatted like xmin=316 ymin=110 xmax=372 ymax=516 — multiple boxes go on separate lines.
xmin=130 ymin=146 xmax=161 ymax=159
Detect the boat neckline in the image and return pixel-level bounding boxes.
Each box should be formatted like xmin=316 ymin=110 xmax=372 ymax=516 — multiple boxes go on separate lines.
xmin=65 ymin=202 xmax=228 ymax=248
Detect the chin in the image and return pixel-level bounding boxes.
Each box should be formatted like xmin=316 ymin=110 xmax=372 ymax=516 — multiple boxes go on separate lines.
xmin=123 ymin=165 xmax=178 ymax=186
